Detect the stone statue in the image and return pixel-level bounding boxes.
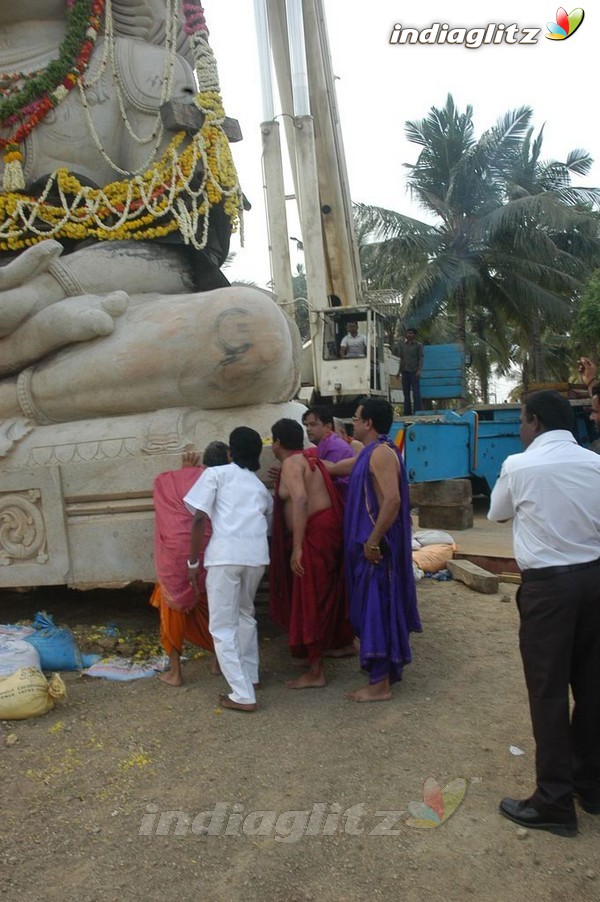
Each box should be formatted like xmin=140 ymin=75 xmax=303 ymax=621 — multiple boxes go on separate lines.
xmin=0 ymin=0 xmax=301 ymax=428
xmin=0 ymin=1 xmax=302 ymax=586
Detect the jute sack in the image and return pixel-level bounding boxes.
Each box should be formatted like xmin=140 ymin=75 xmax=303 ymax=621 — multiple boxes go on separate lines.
xmin=0 ymin=667 xmax=66 ymax=720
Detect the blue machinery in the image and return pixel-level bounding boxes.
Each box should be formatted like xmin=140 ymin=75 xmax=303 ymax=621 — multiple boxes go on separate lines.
xmin=389 ymin=401 xmax=595 ymax=492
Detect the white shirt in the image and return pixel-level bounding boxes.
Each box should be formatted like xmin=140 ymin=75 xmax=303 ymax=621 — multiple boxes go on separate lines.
xmin=184 ymin=464 xmax=273 ymax=567
xmin=340 ymin=333 xmax=367 ymax=358
xmin=488 ymin=430 xmax=600 ymax=570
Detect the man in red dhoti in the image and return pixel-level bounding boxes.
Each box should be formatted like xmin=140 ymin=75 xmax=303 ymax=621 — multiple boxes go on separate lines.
xmin=269 ymin=418 xmax=354 ymax=689
xmin=151 ymin=444 xmax=229 ymax=685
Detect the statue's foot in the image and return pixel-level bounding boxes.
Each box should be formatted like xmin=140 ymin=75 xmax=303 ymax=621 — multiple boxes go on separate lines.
xmin=0 ymin=291 xmax=128 ymax=376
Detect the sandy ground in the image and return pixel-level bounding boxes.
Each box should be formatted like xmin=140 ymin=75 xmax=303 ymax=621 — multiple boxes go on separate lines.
xmin=1 ymin=578 xmax=599 ymax=902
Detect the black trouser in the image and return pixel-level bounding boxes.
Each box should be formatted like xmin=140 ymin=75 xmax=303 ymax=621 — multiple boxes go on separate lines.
xmin=517 ymin=566 xmax=600 ymax=816
xmin=401 ymin=371 xmax=421 ymax=416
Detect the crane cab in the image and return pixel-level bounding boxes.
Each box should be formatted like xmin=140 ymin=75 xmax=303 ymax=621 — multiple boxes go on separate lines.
xmin=300 ymin=305 xmax=397 ymax=412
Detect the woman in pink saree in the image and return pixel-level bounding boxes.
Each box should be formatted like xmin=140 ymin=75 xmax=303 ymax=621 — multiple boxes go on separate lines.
xmin=150 ymin=443 xmax=229 ymax=685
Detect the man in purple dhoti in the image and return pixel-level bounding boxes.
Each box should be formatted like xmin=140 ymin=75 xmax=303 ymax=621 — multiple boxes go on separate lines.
xmin=344 ymin=397 xmax=421 ymax=701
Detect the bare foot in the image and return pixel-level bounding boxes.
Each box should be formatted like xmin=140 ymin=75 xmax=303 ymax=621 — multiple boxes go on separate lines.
xmin=324 ymin=644 xmax=357 ymax=658
xmin=286 ymin=671 xmax=326 ymax=690
xmin=209 ymin=656 xmax=221 ymax=676
xmin=218 ymin=693 xmax=257 ymax=712
xmin=344 ymin=684 xmax=392 ymax=703
xmin=158 ymin=672 xmax=183 ymax=687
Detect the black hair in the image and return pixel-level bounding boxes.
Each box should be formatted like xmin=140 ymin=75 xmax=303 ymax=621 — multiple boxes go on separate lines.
xmin=523 ymin=390 xmax=575 ymax=432
xmin=228 ymin=427 xmax=263 ymax=471
xmin=301 ymin=405 xmax=334 ymax=427
xmin=359 ymin=397 xmax=394 ymax=434
xmin=202 ymin=441 xmax=229 ymax=468
xmin=272 ymin=418 xmax=304 ymax=451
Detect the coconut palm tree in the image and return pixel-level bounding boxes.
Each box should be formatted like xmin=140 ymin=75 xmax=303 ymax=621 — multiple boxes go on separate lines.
xmin=355 ymin=95 xmax=600 ymax=384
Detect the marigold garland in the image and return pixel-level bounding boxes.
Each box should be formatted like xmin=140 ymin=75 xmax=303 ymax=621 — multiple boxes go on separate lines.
xmin=0 ymin=0 xmax=243 ymax=251
xmin=0 ymin=96 xmax=240 ymax=251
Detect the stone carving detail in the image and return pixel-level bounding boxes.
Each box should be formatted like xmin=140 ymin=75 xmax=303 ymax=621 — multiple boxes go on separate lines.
xmin=0 ymin=418 xmax=33 ymax=459
xmin=0 ymin=490 xmax=48 ymax=565
xmin=26 ymin=438 xmax=141 ymax=467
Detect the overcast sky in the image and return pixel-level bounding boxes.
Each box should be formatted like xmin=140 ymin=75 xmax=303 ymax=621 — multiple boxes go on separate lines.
xmin=206 ymin=1 xmax=597 ymax=287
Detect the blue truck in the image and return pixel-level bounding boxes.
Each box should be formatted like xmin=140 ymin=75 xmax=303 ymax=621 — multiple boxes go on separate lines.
xmin=389 ymin=344 xmax=595 ymax=492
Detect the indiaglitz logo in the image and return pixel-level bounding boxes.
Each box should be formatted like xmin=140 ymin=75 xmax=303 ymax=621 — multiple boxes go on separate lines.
xmin=405 ymin=776 xmax=468 ymax=829
xmin=389 ymin=22 xmax=542 ymax=48
xmin=545 ymin=7 xmax=584 ymax=40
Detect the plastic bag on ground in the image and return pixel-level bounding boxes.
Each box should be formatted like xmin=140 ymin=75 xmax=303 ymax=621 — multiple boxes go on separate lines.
xmin=413 ymin=529 xmax=456 ymax=547
xmin=0 ymin=636 xmax=41 ymax=676
xmin=23 ymin=612 xmax=83 ymax=671
xmin=0 ymin=624 xmax=35 ymax=639
xmin=0 ymin=667 xmax=66 ymax=720
xmin=83 ymin=655 xmax=170 ymax=681
xmin=412 ymin=562 xmax=425 ymax=581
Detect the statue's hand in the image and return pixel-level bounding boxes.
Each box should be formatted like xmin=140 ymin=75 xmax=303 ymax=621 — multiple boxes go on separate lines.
xmin=0 ymin=240 xmax=64 ymax=290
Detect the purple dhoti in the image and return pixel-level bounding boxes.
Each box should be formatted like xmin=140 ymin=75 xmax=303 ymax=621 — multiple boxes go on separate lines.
xmin=344 ymin=436 xmax=421 ymax=684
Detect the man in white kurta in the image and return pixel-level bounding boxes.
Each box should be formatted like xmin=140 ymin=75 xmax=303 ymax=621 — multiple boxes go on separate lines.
xmin=184 ymin=428 xmax=273 ymax=711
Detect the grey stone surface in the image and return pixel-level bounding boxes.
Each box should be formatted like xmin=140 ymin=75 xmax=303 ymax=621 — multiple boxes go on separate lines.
xmin=447 ymin=559 xmax=499 ymax=594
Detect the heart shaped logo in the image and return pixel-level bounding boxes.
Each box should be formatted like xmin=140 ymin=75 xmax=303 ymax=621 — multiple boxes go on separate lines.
xmin=405 ymin=776 xmax=468 ymax=829
xmin=546 ymin=7 xmax=585 ymax=40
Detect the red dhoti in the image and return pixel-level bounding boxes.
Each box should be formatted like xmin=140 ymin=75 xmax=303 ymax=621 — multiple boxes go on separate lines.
xmin=270 ymin=458 xmax=353 ymax=662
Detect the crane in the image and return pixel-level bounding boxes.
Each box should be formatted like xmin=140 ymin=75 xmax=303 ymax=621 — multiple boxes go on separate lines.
xmin=253 ymin=0 xmax=397 ymax=413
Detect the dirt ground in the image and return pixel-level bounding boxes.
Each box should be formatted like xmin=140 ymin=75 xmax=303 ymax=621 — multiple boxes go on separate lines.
xmin=1 ymin=577 xmax=599 ymax=902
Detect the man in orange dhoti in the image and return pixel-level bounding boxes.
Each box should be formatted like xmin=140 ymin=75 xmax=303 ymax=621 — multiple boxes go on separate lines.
xmin=269 ymin=419 xmax=354 ymax=689
xmin=151 ymin=444 xmax=229 ymax=685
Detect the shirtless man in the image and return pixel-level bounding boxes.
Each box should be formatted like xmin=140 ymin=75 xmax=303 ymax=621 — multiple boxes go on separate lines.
xmin=269 ymin=418 xmax=353 ymax=689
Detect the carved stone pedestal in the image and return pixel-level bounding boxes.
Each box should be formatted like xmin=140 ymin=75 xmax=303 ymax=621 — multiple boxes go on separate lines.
xmin=0 ymin=402 xmax=304 ymax=589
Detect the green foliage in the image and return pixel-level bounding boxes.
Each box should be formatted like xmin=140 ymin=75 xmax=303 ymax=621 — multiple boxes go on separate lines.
xmin=354 ymin=94 xmax=600 ymax=388
xmin=291 ymin=264 xmax=310 ymax=342
xmin=572 ymin=270 xmax=600 ymax=357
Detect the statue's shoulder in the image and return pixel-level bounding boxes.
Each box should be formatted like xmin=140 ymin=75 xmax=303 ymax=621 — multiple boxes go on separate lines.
xmin=114 ymin=36 xmax=195 ymax=113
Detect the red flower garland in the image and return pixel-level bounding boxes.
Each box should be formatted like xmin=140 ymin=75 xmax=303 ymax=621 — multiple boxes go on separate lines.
xmin=0 ymin=0 xmax=105 ymax=154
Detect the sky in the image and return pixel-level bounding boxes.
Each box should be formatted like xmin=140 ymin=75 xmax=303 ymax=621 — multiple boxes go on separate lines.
xmin=205 ymin=1 xmax=597 ymax=293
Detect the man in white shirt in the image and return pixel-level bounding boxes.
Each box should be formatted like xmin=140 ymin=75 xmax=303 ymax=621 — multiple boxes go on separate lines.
xmin=339 ymin=321 xmax=367 ymax=358
xmin=184 ymin=427 xmax=273 ymax=712
xmin=489 ymin=390 xmax=600 ymax=836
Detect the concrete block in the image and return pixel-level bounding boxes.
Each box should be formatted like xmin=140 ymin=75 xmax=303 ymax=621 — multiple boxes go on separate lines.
xmin=447 ymin=559 xmax=499 ymax=594
xmin=418 ymin=504 xmax=473 ymax=531
xmin=409 ymin=479 xmax=472 ymax=507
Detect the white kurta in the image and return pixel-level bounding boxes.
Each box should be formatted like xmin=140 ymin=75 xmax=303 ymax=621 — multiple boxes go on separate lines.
xmin=184 ymin=464 xmax=273 ymax=704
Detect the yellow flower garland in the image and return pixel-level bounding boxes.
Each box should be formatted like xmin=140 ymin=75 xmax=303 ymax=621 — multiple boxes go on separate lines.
xmin=0 ymin=90 xmax=242 ymax=252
